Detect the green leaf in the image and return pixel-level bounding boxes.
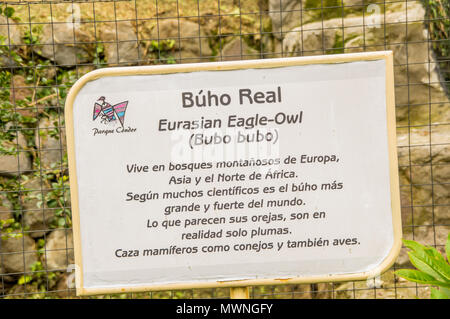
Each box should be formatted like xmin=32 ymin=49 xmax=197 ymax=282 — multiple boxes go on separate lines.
xmin=446 ymin=233 xmax=450 ymax=262
xmin=395 ymin=269 xmax=450 ymax=288
xmin=395 ymin=269 xmax=437 ymax=284
xmin=4 ymin=7 xmax=14 ymax=18
xmin=18 ymin=275 xmax=32 ymax=285
xmin=424 ymin=246 xmax=447 ymax=263
xmin=442 ymin=287 xmax=450 ymax=296
xmin=431 ymin=287 xmax=450 ymax=299
xmin=408 ymin=251 xmax=450 ymax=283
xmin=403 ymin=239 xmax=427 ymax=253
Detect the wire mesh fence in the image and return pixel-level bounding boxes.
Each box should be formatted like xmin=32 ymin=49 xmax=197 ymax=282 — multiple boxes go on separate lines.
xmin=0 ymin=0 xmax=448 ymax=299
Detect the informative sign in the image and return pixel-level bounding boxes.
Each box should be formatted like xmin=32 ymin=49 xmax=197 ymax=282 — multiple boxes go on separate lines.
xmin=65 ymin=52 xmax=402 ymax=295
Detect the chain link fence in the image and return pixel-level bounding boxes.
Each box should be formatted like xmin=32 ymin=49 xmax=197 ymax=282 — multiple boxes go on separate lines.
xmin=0 ymin=0 xmax=448 ymax=299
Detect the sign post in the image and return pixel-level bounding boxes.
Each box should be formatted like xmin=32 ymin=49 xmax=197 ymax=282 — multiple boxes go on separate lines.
xmin=65 ymin=52 xmax=401 ymax=296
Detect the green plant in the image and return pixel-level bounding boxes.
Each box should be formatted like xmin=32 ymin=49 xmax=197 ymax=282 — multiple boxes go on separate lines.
xmin=304 ymin=0 xmax=343 ymax=21
xmin=421 ymin=0 xmax=449 ymax=95
xmin=22 ymin=25 xmax=42 ymax=46
xmin=395 ymin=233 xmax=450 ymax=299
xmin=28 ymin=165 xmax=71 ymax=229
xmin=93 ymin=43 xmax=106 ymax=68
xmin=0 ymin=218 xmax=22 ymax=240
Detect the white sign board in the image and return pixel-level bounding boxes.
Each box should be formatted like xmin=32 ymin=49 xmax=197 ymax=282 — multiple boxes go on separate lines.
xmin=66 ymin=52 xmax=402 ymax=295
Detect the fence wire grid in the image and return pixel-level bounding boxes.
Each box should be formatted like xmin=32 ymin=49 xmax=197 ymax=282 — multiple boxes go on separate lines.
xmin=0 ymin=0 xmax=449 ymax=299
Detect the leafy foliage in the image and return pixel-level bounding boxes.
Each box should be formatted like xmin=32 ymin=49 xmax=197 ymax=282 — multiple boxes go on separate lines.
xmin=304 ymin=0 xmax=343 ymax=21
xmin=22 ymin=25 xmax=42 ymax=46
xmin=0 ymin=217 xmax=22 ymax=240
xmin=0 ymin=6 xmax=20 ymax=23
xmin=395 ymin=233 xmax=450 ymax=299
xmin=421 ymin=0 xmax=450 ymax=95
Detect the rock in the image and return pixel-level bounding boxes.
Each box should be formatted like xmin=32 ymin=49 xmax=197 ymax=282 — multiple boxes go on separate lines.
xmin=0 ymin=280 xmax=15 ymax=295
xmin=35 ymin=114 xmax=67 ymax=169
xmin=311 ymin=283 xmax=333 ymax=298
xmin=0 ymin=129 xmax=32 ymax=177
xmin=42 ymin=67 xmax=57 ymax=81
xmin=0 ymin=16 xmax=22 ymax=46
xmin=396 ymin=224 xmax=449 ymax=267
xmin=283 ymin=22 xmax=337 ymax=55
xmin=150 ymin=19 xmax=212 ymax=63
xmin=43 ymin=230 xmax=74 ymax=271
xmin=10 ymin=75 xmax=31 ymax=103
xmin=8 ymin=75 xmax=38 ymax=117
xmin=21 ymin=176 xmax=55 ymax=239
xmin=0 ymin=54 xmax=18 ymax=68
xmin=269 ymin=0 xmax=302 ymax=39
xmin=0 ymin=235 xmax=38 ymax=276
xmin=33 ymin=23 xmax=92 ymax=66
xmin=373 ymin=8 xmax=450 ymax=125
xmin=78 ymin=65 xmax=95 ymax=77
xmin=221 ymin=38 xmax=259 ymax=61
xmin=0 ymin=194 xmax=16 ymax=282
xmin=269 ymin=0 xmax=364 ymax=39
xmin=257 ymin=283 xmax=312 ymax=298
xmin=397 ymin=128 xmax=449 ymax=227
xmin=342 ymin=0 xmax=365 ymax=6
xmin=101 ymin=21 xmax=141 ymax=65
xmin=9 ymin=75 xmax=40 ymax=117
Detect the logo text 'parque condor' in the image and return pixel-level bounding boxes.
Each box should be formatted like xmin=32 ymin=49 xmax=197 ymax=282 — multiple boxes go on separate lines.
xmin=93 ymin=96 xmax=129 ymax=127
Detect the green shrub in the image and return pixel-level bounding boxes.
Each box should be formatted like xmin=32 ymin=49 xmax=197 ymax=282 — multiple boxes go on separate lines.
xmin=304 ymin=0 xmax=343 ymax=21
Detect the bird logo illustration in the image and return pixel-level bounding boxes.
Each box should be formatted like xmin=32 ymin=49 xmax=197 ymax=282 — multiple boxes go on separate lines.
xmin=93 ymin=96 xmax=129 ymax=127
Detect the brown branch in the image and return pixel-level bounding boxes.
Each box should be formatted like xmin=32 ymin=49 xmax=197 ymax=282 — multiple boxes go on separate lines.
xmin=27 ymin=93 xmax=57 ymax=107
xmin=31 ymin=77 xmax=40 ymax=104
